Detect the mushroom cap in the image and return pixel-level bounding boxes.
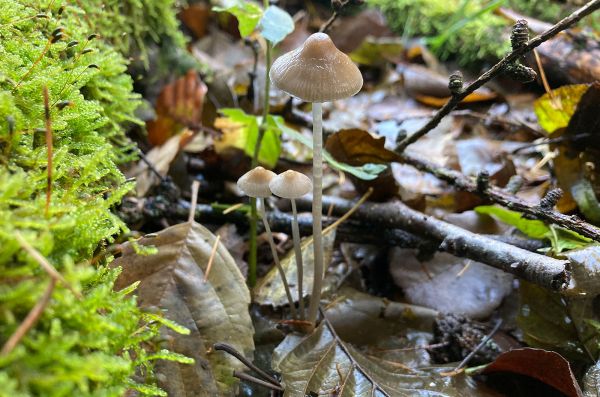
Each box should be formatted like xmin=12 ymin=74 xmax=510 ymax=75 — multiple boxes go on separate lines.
xmin=269 ymin=32 xmax=363 ymax=103
xmin=269 ymin=170 xmax=312 ymax=199
xmin=237 ymin=166 xmax=276 ymax=198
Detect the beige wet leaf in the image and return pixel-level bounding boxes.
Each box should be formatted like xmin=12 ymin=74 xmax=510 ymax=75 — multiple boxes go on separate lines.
xmin=253 ymin=228 xmax=336 ymax=307
xmin=272 ymin=318 xmax=499 ymax=397
xmin=112 ymin=221 xmax=254 ymax=396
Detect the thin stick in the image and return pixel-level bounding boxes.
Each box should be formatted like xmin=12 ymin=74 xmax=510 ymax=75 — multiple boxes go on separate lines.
xmin=43 ymin=87 xmax=53 ymax=216
xmin=188 ymin=180 xmax=200 ymax=223
xmin=1 ymin=279 xmax=56 ymax=356
xmin=398 ymin=151 xmax=600 ymax=242
xmin=396 ymin=0 xmax=600 ymax=152
xmin=203 ymin=235 xmax=221 ymax=283
xmin=291 ymin=199 xmax=305 ymax=319
xmin=233 ymin=371 xmax=284 ymax=392
xmin=15 ymin=232 xmax=81 ymax=298
xmin=214 ymin=343 xmax=281 ymax=387
xmin=258 ymin=197 xmax=298 ymax=319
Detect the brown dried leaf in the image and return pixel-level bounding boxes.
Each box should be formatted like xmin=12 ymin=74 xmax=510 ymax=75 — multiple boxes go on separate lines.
xmin=482 ymin=348 xmax=583 ymax=397
xmin=147 ymin=70 xmax=208 ymax=146
xmin=112 ymin=222 xmax=254 ymax=396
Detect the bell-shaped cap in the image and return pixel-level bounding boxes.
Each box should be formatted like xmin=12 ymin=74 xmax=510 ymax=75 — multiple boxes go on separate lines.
xmin=269 ymin=32 xmax=363 ymax=103
xmin=269 ymin=170 xmax=312 ymax=199
xmin=237 ymin=166 xmax=276 ymax=198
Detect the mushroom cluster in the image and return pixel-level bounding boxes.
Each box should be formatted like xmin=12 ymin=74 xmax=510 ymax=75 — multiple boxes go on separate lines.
xmin=269 ymin=33 xmax=363 ymax=325
xmin=238 ymin=167 xmax=312 ymax=319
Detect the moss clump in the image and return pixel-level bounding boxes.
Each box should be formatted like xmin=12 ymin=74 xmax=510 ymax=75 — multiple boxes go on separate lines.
xmin=369 ymin=0 xmax=599 ymax=68
xmin=0 ymin=1 xmax=186 ymax=395
xmin=369 ymin=0 xmax=510 ymax=66
xmin=72 ymin=0 xmax=188 ymax=68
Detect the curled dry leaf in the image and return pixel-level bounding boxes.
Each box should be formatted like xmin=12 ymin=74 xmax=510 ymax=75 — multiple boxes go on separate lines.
xmin=272 ymin=318 xmax=498 ymax=397
xmin=147 ymin=69 xmax=208 ymax=146
xmin=399 ymin=64 xmax=497 ymax=105
xmin=325 ymin=129 xmax=400 ymax=199
xmin=482 ymin=348 xmax=583 ymax=397
xmin=112 ymin=221 xmax=255 ymax=396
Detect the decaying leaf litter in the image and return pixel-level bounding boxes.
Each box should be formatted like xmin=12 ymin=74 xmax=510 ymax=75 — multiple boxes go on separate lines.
xmin=4 ymin=0 xmax=600 ymax=396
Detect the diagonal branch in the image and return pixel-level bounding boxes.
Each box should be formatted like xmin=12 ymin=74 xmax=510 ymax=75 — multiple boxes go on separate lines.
xmin=395 ymin=0 xmax=600 ymax=152
xmin=398 ymin=152 xmax=600 ymax=242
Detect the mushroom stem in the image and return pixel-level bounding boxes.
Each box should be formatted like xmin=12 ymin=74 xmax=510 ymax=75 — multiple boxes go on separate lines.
xmin=290 ymin=199 xmax=305 ymax=319
xmin=307 ymin=102 xmax=323 ymax=325
xmin=257 ymin=197 xmax=298 ymax=319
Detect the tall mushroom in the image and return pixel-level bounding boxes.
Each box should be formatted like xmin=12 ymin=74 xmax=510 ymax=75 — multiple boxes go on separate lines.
xmin=269 ymin=170 xmax=312 ymax=319
xmin=237 ymin=166 xmax=297 ymax=319
xmin=269 ymin=33 xmax=363 ymax=325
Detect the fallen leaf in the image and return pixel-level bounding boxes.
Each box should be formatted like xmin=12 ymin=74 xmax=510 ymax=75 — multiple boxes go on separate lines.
xmin=552 ymin=82 xmax=600 ymax=224
xmin=482 ymin=348 xmax=583 ymax=397
xmin=399 ymin=64 xmax=497 ymax=103
xmin=147 ymin=70 xmax=208 ymax=146
xmin=272 ymin=319 xmax=499 ymax=397
xmin=179 ymin=3 xmax=211 ymax=38
xmin=112 ymin=222 xmax=255 ymax=396
xmin=325 ymin=129 xmax=400 ymax=199
xmin=128 ymin=132 xmax=190 ymax=197
xmin=517 ymin=281 xmax=588 ymax=363
xmin=349 ymin=36 xmax=404 ymax=66
xmin=533 ymin=84 xmax=588 ymax=135
xmin=389 ymin=249 xmax=513 ymax=319
xmin=329 ymin=9 xmax=393 ymax=53
xmin=253 ymin=229 xmax=336 ymax=308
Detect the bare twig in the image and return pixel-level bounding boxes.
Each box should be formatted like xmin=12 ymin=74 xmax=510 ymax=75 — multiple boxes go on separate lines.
xmin=175 ymin=200 xmax=547 ymax=253
xmin=319 ymin=0 xmax=352 ymax=33
xmin=1 ymin=279 xmax=56 ymax=356
xmin=397 ymin=152 xmax=600 ymax=242
xmin=395 ymin=0 xmax=600 ymax=152
xmin=295 ymin=196 xmax=570 ymax=291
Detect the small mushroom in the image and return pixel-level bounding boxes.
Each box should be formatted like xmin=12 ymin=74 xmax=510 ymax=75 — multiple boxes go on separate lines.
xmin=270 ymin=33 xmax=363 ymax=325
xmin=269 ymin=170 xmax=312 ymax=319
xmin=237 ymin=166 xmax=297 ymax=318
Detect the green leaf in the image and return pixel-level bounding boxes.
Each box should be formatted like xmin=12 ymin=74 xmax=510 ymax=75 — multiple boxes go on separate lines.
xmin=534 ymin=84 xmax=588 ymax=135
xmin=349 ymin=37 xmax=404 ymax=66
xmin=213 ymin=1 xmax=263 ymax=37
xmin=215 ymin=108 xmax=281 ymax=168
xmin=475 ymin=205 xmax=550 ymax=239
xmin=258 ymin=5 xmax=294 ymax=45
xmin=475 ymin=205 xmax=590 ymax=253
xmin=272 ymin=117 xmax=387 ymax=180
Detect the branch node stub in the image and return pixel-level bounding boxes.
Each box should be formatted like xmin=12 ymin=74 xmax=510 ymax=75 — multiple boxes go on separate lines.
xmin=448 ymin=71 xmax=464 ymax=96
xmin=511 ymin=19 xmax=529 ymax=51
xmin=539 ymin=188 xmax=563 ymax=210
xmin=476 ymin=171 xmax=490 ymax=193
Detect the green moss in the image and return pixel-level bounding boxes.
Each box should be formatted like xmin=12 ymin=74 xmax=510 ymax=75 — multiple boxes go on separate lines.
xmin=0 ymin=1 xmax=186 ymax=395
xmin=368 ymin=0 xmax=597 ymax=68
